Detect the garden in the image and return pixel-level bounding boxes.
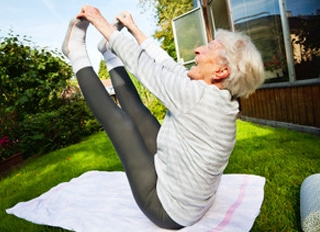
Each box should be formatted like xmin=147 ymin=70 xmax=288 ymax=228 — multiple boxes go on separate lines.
xmin=1 ymin=26 xmax=319 ymax=232
xmin=0 ymin=120 xmax=319 ymax=231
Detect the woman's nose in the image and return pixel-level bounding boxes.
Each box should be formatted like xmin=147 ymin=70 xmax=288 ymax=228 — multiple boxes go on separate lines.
xmin=194 ymin=45 xmax=205 ymax=55
xmin=194 ymin=46 xmax=202 ymax=55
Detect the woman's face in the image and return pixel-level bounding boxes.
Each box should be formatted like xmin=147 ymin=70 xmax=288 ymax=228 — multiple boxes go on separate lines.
xmin=187 ymin=40 xmax=224 ymax=84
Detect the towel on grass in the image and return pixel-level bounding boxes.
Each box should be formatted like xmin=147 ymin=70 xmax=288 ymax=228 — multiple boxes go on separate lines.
xmin=7 ymin=171 xmax=265 ymax=232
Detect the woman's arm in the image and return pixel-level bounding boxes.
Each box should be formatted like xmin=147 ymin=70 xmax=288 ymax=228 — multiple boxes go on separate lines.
xmin=140 ymin=38 xmax=187 ymax=75
xmin=77 ymin=5 xmax=201 ymax=113
xmin=116 ymin=11 xmax=187 ymax=75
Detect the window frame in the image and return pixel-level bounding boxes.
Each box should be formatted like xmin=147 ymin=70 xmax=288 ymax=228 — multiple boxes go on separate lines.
xmin=224 ymin=0 xmax=320 ymax=88
xmin=172 ymin=7 xmax=208 ymax=66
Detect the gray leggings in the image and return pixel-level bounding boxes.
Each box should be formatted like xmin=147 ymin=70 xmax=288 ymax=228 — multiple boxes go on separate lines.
xmin=76 ymin=67 xmax=183 ymax=229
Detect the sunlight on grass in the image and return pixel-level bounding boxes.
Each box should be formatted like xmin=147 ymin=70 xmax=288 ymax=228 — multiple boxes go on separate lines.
xmin=225 ymin=120 xmax=320 ymax=231
xmin=0 ymin=120 xmax=319 ymax=231
xmin=0 ymin=131 xmax=122 ymax=232
xmin=236 ymin=120 xmax=275 ymax=139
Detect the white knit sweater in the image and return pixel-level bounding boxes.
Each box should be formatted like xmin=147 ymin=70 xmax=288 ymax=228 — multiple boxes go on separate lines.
xmin=109 ymin=32 xmax=239 ymax=226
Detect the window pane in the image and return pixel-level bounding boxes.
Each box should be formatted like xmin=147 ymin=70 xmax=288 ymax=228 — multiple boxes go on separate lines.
xmin=230 ymin=0 xmax=289 ymax=83
xmin=208 ymin=0 xmax=230 ymax=31
xmin=172 ymin=8 xmax=207 ymax=64
xmin=286 ymin=0 xmax=320 ymax=80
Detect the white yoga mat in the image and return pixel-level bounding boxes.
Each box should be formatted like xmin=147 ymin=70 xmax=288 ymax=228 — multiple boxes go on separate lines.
xmin=7 ymin=171 xmax=265 ymax=232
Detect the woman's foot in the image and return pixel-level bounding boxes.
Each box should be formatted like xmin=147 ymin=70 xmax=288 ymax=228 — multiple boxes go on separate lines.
xmin=97 ymin=38 xmax=123 ymax=71
xmin=62 ymin=18 xmax=91 ymax=73
xmin=97 ymin=37 xmax=108 ymax=55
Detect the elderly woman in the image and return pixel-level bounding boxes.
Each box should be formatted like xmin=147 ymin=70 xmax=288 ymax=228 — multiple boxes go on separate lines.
xmin=62 ymin=5 xmax=265 ymax=229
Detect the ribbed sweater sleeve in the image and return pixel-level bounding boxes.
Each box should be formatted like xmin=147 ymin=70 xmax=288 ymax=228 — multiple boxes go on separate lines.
xmin=109 ymin=31 xmax=203 ymax=114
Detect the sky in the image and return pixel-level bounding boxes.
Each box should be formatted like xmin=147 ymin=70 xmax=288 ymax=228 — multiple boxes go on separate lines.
xmin=0 ymin=0 xmax=156 ymax=71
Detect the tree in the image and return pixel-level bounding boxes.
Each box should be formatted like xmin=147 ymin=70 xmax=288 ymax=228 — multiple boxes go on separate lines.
xmin=139 ymin=0 xmax=194 ymax=59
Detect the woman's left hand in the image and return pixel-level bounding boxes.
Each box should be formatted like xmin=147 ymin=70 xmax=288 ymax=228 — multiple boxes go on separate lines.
xmin=77 ymin=5 xmax=116 ymax=40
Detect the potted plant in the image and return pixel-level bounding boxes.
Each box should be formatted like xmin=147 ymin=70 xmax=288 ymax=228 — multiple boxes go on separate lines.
xmin=264 ymin=52 xmax=286 ymax=79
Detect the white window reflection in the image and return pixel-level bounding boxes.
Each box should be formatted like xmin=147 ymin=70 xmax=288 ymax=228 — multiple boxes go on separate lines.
xmin=230 ymin=0 xmax=288 ymax=83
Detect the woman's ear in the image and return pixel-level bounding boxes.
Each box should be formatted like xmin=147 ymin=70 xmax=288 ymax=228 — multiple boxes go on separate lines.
xmin=214 ymin=66 xmax=230 ymax=80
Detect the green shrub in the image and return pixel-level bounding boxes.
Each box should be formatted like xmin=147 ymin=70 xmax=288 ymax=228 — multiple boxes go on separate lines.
xmin=0 ymin=32 xmax=102 ymax=158
xmin=18 ymin=98 xmax=101 ymax=158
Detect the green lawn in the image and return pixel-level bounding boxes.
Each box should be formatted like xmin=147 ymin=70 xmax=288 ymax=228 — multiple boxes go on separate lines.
xmin=0 ymin=120 xmax=319 ymax=231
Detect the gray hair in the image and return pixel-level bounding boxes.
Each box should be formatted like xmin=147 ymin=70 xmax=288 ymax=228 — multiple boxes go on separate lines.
xmin=215 ymin=29 xmax=265 ymax=98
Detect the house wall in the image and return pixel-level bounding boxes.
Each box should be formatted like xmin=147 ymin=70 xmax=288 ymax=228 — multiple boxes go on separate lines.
xmin=174 ymin=0 xmax=320 ymax=134
xmin=240 ymin=84 xmax=320 ymax=131
xmin=203 ymin=0 xmax=320 ymax=134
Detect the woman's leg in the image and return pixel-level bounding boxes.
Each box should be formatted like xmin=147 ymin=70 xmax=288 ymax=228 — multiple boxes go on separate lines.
xmin=76 ymin=67 xmax=181 ymax=229
xmin=62 ymin=19 xmax=182 ymax=229
xmin=98 ymin=41 xmax=160 ymax=155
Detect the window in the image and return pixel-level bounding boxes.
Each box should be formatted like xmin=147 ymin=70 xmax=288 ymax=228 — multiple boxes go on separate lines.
xmin=229 ymin=0 xmax=289 ymax=83
xmin=208 ymin=0 xmax=230 ymax=32
xmin=172 ymin=0 xmax=320 ymax=83
xmin=286 ymin=0 xmax=320 ymax=80
xmin=172 ymin=7 xmax=208 ymax=68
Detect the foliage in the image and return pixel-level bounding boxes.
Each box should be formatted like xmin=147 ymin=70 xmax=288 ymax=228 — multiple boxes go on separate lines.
xmin=0 ymin=32 xmax=101 ymax=159
xmin=0 ymin=33 xmax=72 ymax=116
xmin=18 ymin=96 xmax=101 ymax=158
xmin=1 ymin=121 xmax=320 ymax=231
xmin=139 ymin=0 xmax=194 ymax=59
xmin=98 ymin=59 xmax=110 ymax=79
xmin=0 ymin=136 xmax=20 ymax=160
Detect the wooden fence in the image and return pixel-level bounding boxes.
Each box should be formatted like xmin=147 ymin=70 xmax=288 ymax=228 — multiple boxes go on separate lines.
xmin=240 ymin=84 xmax=320 ymax=129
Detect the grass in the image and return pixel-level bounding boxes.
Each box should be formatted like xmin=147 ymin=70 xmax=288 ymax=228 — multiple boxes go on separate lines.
xmin=0 ymin=120 xmax=319 ymax=231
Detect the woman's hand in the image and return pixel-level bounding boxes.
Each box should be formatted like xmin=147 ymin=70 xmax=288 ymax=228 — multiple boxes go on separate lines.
xmin=76 ymin=5 xmax=104 ymax=26
xmin=115 ymin=11 xmax=135 ymax=31
xmin=116 ymin=11 xmax=147 ymax=45
xmin=76 ymin=5 xmax=116 ymax=41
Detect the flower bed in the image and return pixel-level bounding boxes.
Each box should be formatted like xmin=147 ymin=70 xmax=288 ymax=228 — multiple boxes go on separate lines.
xmin=0 ymin=136 xmax=23 ymax=173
